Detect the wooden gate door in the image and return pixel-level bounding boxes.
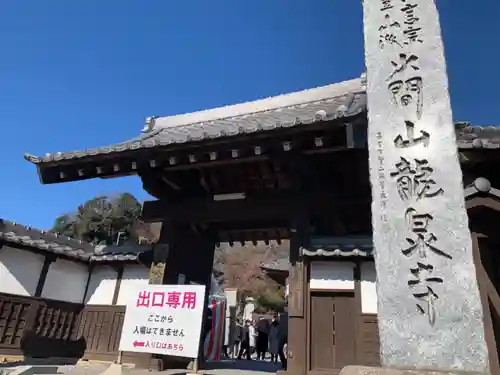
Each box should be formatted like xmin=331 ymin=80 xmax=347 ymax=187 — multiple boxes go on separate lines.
xmin=473 ymin=235 xmax=500 ymax=375
xmin=309 ymin=291 xmax=356 ymax=375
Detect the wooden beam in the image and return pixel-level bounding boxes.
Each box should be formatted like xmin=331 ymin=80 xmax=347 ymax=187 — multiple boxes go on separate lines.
xmin=141 ymin=192 xmax=295 ymax=223
xmin=161 ymin=176 xmax=181 ymax=191
xmin=112 ymin=266 xmax=124 ymax=305
xmin=35 ymin=254 xmax=55 ymax=297
xmin=303 ymin=145 xmax=348 ymax=155
xmin=211 ymin=220 xmax=290 ymax=232
xmin=199 ymin=170 xmax=211 ymax=192
xmin=208 ymin=169 xmax=221 ymax=191
xmin=82 ymin=264 xmax=94 ymax=303
xmin=141 ymin=190 xmax=365 ymax=224
xmin=217 ymin=229 xmax=291 ymax=244
xmin=163 ymin=155 xmax=268 ymax=172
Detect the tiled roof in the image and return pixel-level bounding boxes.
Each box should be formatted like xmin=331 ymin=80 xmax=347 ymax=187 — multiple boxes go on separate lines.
xmin=92 ymin=243 xmax=153 ymax=262
xmin=261 ymin=256 xmax=290 ymax=273
xmin=464 ymin=177 xmax=500 ymax=199
xmin=22 ymin=73 xmax=500 ymax=168
xmin=301 ymin=236 xmax=373 ymax=257
xmin=0 ymin=219 xmax=151 ymax=263
xmin=260 ymin=236 xmax=374 ymax=272
xmin=24 ymin=78 xmax=366 ymax=165
xmin=456 ymin=125 xmax=500 ymax=149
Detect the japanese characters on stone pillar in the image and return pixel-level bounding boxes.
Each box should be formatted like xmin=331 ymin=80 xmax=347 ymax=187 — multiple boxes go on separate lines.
xmin=363 ymin=0 xmax=489 ymax=373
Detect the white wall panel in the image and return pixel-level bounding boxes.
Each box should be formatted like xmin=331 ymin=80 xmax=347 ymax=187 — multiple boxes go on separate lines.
xmin=0 ymin=246 xmax=45 ymax=296
xmin=116 ymin=264 xmax=149 ymax=306
xmin=361 ymin=261 xmax=378 ymax=314
xmin=85 ymin=265 xmax=118 ymax=305
xmin=42 ymin=259 xmax=88 ymax=303
xmin=309 ymin=261 xmax=355 ymax=290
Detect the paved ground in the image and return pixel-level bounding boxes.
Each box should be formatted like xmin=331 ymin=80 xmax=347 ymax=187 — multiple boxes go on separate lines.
xmin=0 ymin=362 xmax=110 ymax=375
xmin=123 ymin=360 xmax=281 ymax=375
xmin=0 ymin=359 xmax=281 ymax=375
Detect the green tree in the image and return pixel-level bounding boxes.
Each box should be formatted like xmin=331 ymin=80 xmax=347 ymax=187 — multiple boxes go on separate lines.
xmin=255 ymin=287 xmax=286 ymax=313
xmin=52 ymin=213 xmax=78 ymax=238
xmin=51 ymin=193 xmax=143 ymax=245
xmin=216 ymin=242 xmax=287 ymax=313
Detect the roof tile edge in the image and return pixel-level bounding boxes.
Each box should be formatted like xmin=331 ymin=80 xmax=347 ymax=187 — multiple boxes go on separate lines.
xmin=152 ymin=77 xmax=364 ymax=131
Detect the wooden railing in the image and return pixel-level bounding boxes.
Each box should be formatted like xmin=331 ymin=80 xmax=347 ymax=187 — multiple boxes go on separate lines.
xmin=0 ymin=293 xmax=32 ymax=356
xmin=0 ymin=293 xmax=148 ymax=366
xmin=0 ymin=292 xmax=85 ymax=358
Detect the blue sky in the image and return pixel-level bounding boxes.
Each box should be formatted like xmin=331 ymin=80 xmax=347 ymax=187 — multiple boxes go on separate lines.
xmin=1 ymin=0 xmax=498 ymax=230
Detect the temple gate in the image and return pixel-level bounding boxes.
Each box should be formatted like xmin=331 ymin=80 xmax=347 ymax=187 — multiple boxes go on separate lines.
xmin=25 ymin=78 xmax=500 ymax=374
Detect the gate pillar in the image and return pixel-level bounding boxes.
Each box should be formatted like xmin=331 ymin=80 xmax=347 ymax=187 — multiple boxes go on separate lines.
xmin=286 ymin=212 xmax=310 ymax=375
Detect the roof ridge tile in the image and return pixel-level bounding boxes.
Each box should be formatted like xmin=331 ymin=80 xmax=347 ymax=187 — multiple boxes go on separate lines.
xmin=0 ymin=218 xmax=150 ymax=263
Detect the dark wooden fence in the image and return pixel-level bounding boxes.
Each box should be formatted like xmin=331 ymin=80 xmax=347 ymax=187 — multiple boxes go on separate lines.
xmin=0 ymin=293 xmax=149 ymax=366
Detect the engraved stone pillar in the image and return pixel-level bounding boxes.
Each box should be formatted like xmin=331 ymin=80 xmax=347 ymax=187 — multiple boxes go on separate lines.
xmin=363 ymin=0 xmax=489 ymax=373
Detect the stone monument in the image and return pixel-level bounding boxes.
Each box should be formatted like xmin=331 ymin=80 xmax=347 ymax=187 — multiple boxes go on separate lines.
xmin=361 ymin=0 xmax=489 ymax=373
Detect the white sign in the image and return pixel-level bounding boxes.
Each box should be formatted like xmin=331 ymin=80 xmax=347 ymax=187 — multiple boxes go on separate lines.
xmin=119 ymin=284 xmax=206 ymax=358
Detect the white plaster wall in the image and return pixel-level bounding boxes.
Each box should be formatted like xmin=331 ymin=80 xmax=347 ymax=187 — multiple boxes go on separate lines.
xmin=361 ymin=262 xmax=378 ymax=314
xmin=0 ymin=246 xmax=45 ymax=296
xmin=361 ymin=261 xmax=378 ymax=314
xmin=42 ymin=258 xmax=88 ymax=303
xmin=116 ymin=264 xmax=149 ymax=306
xmin=85 ymin=265 xmax=118 ymax=305
xmin=309 ymin=261 xmax=355 ymax=290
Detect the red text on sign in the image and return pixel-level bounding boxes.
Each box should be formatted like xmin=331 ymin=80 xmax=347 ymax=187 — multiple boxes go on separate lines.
xmin=136 ymin=290 xmax=197 ymax=309
xmin=144 ymin=341 xmax=184 ymax=351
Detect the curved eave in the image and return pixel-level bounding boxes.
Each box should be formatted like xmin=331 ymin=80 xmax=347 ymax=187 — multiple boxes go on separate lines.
xmin=26 ymin=92 xmax=365 ymax=162
xmin=29 ymin=136 xmax=500 ymax=186
xmin=23 ymin=82 xmax=500 ymax=186
xmin=27 ymin=117 xmax=367 ymax=185
xmin=24 ymin=81 xmax=368 ymax=185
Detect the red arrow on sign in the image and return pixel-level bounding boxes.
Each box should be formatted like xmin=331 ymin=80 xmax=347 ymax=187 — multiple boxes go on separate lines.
xmin=133 ymin=341 xmax=145 ymax=348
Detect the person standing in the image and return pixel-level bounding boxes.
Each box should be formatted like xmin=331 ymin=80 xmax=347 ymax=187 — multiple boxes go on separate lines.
xmin=237 ymin=320 xmax=251 ymax=360
xmin=233 ymin=320 xmax=242 ymax=359
xmin=248 ymin=320 xmax=257 ymax=358
xmin=256 ymin=317 xmax=270 ymax=360
xmin=277 ymin=312 xmax=288 ymax=370
xmin=268 ymin=316 xmax=280 ymax=363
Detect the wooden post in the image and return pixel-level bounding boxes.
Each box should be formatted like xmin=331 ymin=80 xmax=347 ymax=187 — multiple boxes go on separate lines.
xmin=147 ymin=221 xmax=174 ymax=371
xmin=286 ymin=210 xmax=309 ymax=375
xmin=148 ymin=258 xmax=167 ymax=285
xmin=148 ymin=220 xmax=174 ymax=285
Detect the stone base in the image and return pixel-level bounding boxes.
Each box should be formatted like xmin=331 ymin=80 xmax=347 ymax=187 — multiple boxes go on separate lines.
xmin=101 ymin=363 xmax=122 ymax=375
xmin=340 ymin=366 xmax=486 ymax=375
xmin=0 ymin=366 xmax=33 ymax=375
